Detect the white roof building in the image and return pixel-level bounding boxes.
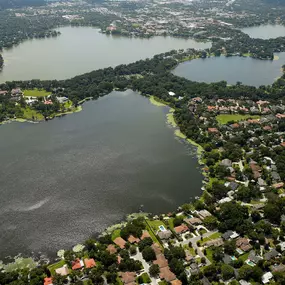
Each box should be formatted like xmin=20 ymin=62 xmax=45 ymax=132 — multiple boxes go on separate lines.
xmin=168 ymin=91 xmax=175 ymax=96
xmin=262 ymin=272 xmax=273 ymax=284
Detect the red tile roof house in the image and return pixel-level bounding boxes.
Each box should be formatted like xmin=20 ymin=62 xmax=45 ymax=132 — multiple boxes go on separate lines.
xmin=140 ymin=230 xmax=151 ymax=240
xmin=72 ymin=258 xmax=84 ymax=270
xmin=44 ymin=277 xmax=53 ymax=285
xmin=276 ymin=113 xmax=285 ymax=119
xmin=151 ymin=243 xmax=163 ymax=255
xmin=113 ymin=237 xmax=127 ymax=249
xmin=153 ymin=254 xmax=168 ymax=268
xmin=107 ymin=244 xmax=117 ymax=254
xmin=0 ymin=90 xmax=8 ymax=95
xmin=160 ymin=266 xmax=177 ymax=282
xmin=171 ymin=280 xmax=182 ymax=285
xmin=128 ymin=235 xmax=140 ymax=244
xmin=84 ymin=258 xmax=96 ymax=269
xmin=208 ymin=128 xmax=219 ymax=134
xmin=119 ymin=271 xmax=136 ymax=285
xmin=174 ymin=224 xmax=189 ymax=235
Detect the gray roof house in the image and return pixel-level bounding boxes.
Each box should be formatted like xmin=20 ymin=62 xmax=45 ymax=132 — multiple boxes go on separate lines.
xmin=157 ymin=230 xmax=172 ymax=240
xmin=220 ymin=159 xmax=232 ymax=167
xmin=264 ymin=249 xmax=279 ymax=261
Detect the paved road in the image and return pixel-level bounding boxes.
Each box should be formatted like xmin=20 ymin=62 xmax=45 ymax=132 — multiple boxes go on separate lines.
xmin=180 ymin=230 xmax=217 ymax=266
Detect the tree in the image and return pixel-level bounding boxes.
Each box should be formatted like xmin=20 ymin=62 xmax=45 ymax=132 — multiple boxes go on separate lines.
xmin=238 ymin=265 xmax=252 ymax=280
xmin=142 ymin=246 xmax=156 ymax=262
xmin=264 ymin=203 xmax=281 ymax=224
xmin=212 ymin=246 xmax=224 ymax=262
xmin=203 ymin=216 xmax=218 ymax=230
xmin=173 ymin=217 xmax=183 ymax=227
xmin=149 ymin=264 xmax=160 ymax=277
xmin=224 ymin=240 xmax=236 ymax=255
xmin=169 ymin=258 xmax=184 ymax=275
xmin=221 ymin=264 xmax=234 ymax=280
xmin=138 ymin=237 xmax=153 ymax=252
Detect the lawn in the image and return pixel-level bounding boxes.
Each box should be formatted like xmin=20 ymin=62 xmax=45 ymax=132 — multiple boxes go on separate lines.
xmin=23 ymin=88 xmax=50 ymax=97
xmin=147 ymin=220 xmax=167 ymax=231
xmin=137 ymin=272 xmax=151 ymax=284
xmin=216 ymin=114 xmax=260 ymax=124
xmin=205 ymin=248 xmax=214 ymax=263
xmin=201 ymin=232 xmax=222 ymax=244
xmin=48 ymin=260 xmax=66 ymax=275
xmin=239 ymin=252 xmax=250 ymax=262
xmin=144 ymin=220 xmax=161 ymax=244
xmin=22 ymin=107 xmax=44 ymax=121
xmin=111 ymin=229 xmax=121 ymax=241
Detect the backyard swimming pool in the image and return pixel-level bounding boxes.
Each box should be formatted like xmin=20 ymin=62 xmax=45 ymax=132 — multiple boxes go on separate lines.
xmin=159 ymin=225 xmax=167 ymax=232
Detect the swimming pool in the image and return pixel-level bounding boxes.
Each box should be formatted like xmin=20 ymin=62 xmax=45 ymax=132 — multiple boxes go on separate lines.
xmin=188 ymin=215 xmax=193 ymax=219
xmin=159 ymin=225 xmax=166 ymax=232
xmin=246 ymin=260 xmax=255 ymax=267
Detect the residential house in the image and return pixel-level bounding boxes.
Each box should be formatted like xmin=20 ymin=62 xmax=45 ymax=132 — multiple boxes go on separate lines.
xmin=222 ymin=230 xmax=234 ymax=240
xmin=208 ymin=128 xmax=219 ymax=134
xmin=84 ymin=258 xmax=96 ymax=269
xmin=262 ymin=272 xmax=273 ymax=284
xmin=171 ymin=280 xmax=182 ymax=285
xmin=271 ymin=264 xmax=285 ymax=273
xmin=220 ymin=159 xmax=232 ymax=167
xmin=55 ymin=265 xmax=69 ymax=276
xmin=204 ymin=238 xmax=224 ymax=248
xmin=128 ymin=235 xmax=140 ymax=244
xmin=153 ymin=254 xmax=168 ymax=268
xmin=273 ymin=182 xmax=284 ymax=189
xmin=151 ymin=243 xmax=163 ymax=255
xmin=119 ymin=271 xmax=136 ymax=285
xmin=0 ymin=90 xmax=8 ymax=95
xmin=158 ymin=230 xmax=172 ymax=240
xmin=184 ymin=217 xmax=202 ymax=226
xmin=236 ymin=238 xmax=252 ymax=252
xmin=113 ymin=237 xmax=127 ymax=249
xmin=57 ymin=96 xmax=68 ymax=104
xmin=174 ymin=224 xmax=188 ymax=235
xmin=72 ymin=259 xmax=84 ymax=270
xmin=141 ymin=230 xmax=151 ymax=240
xmin=107 ymin=244 xmax=117 ymax=254
xmin=185 ymin=250 xmax=194 ymax=262
xmin=271 ymin=171 xmax=281 ymax=182
xmin=44 ymin=277 xmax=53 ymax=285
xmin=264 ymin=249 xmax=279 ymax=261
xmin=160 ymin=266 xmax=176 ymax=282
xmin=196 ymin=210 xmax=212 ymax=220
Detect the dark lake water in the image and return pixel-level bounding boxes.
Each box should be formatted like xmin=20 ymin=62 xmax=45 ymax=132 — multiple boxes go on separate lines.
xmin=0 ymin=90 xmax=202 ymax=258
xmin=0 ymin=26 xmax=211 ymax=83
xmin=173 ymin=53 xmax=285 ymax=87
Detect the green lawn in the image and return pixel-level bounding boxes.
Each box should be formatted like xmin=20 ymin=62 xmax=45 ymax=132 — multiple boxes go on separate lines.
xmin=147 ymin=220 xmax=167 ymax=231
xmin=23 ymin=88 xmax=50 ymax=97
xmin=144 ymin=220 xmax=160 ymax=244
xmin=239 ymin=252 xmax=250 ymax=262
xmin=201 ymin=232 xmax=222 ymax=244
xmin=111 ymin=229 xmax=121 ymax=241
xmin=216 ymin=114 xmax=260 ymax=124
xmin=48 ymin=260 xmax=66 ymax=275
xmin=205 ymin=248 xmax=214 ymax=263
xmin=22 ymin=107 xmax=44 ymax=121
xmin=137 ymin=272 xmax=151 ymax=284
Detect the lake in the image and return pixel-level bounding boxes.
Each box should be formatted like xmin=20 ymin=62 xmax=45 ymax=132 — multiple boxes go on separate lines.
xmin=0 ymin=90 xmax=202 ymax=258
xmin=172 ymin=53 xmax=285 ymax=87
xmin=242 ymin=24 xmax=285 ymax=39
xmin=0 ymin=26 xmax=211 ymax=83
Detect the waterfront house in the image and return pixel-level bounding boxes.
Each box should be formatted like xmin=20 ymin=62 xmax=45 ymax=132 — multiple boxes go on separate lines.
xmin=72 ymin=258 xmax=84 ymax=270
xmin=113 ymin=237 xmax=127 ymax=249
xmin=84 ymin=258 xmax=96 ymax=268
xmin=55 ymin=264 xmax=69 ymax=276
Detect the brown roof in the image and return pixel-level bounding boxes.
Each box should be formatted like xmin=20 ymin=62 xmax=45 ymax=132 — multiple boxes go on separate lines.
xmin=160 ymin=266 xmax=176 ymax=282
xmin=184 ymin=217 xmax=202 ymax=225
xmin=208 ymin=128 xmax=219 ymax=133
xmin=113 ymin=237 xmax=126 ymax=249
xmin=250 ymin=163 xmax=262 ymax=172
xmin=231 ymin=123 xmax=240 ymax=128
xmin=240 ymin=244 xmax=253 ymax=252
xmin=273 ymin=182 xmax=284 ymax=189
xmin=119 ymin=272 xmax=136 ymax=284
xmin=263 ymin=125 xmax=272 ymax=131
xmin=128 ymin=235 xmax=140 ymax=244
xmin=204 ymin=238 xmax=224 ymax=248
xmin=171 ymin=280 xmax=182 ymax=285
xmin=236 ymin=238 xmax=250 ymax=247
xmin=253 ymin=170 xmax=261 ymax=179
xmin=107 ymin=244 xmax=117 ymax=254
xmin=84 ymin=258 xmax=96 ymax=268
xmin=185 ymin=250 xmax=194 ymax=262
xmin=174 ymin=224 xmax=188 ymax=234
xmin=281 ymin=142 xmax=285 ymax=147
xmin=141 ymin=230 xmax=151 ymax=240
xmin=153 ymin=254 xmax=168 ymax=268
xmin=151 ymin=243 xmax=162 ymax=256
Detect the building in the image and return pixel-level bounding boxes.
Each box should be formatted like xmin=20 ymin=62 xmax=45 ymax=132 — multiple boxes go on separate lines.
xmin=141 ymin=230 xmax=151 ymax=240
xmin=72 ymin=258 xmax=84 ymax=270
xmin=128 ymin=235 xmax=140 ymax=244
xmin=262 ymin=272 xmax=273 ymax=284
xmin=84 ymin=258 xmax=96 ymax=268
xmin=119 ymin=271 xmax=136 ymax=285
xmin=55 ymin=264 xmax=69 ymax=276
xmin=44 ymin=277 xmax=53 ymax=285
xmin=113 ymin=237 xmax=127 ymax=249
xmin=107 ymin=244 xmax=117 ymax=254
xmin=174 ymin=224 xmax=188 ymax=234
xmin=158 ymin=230 xmax=172 ymax=240
xmin=160 ymin=266 xmax=176 ymax=282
